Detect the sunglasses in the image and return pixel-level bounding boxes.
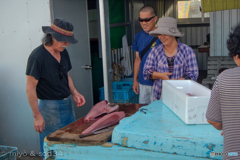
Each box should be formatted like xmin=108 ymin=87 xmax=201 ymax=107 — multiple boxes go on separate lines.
xmin=59 ymin=65 xmax=64 ymax=79
xmin=138 ymin=15 xmax=156 ymax=22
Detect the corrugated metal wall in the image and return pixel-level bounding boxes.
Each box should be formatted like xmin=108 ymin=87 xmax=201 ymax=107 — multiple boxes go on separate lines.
xmin=210 ymin=9 xmax=240 ymax=56
xmin=145 ymin=0 xmax=165 ymax=18
xmin=164 ymin=0 xmax=175 ymax=17
xmin=132 ymin=0 xmax=144 ymax=35
xmin=179 ymin=26 xmax=210 ymax=70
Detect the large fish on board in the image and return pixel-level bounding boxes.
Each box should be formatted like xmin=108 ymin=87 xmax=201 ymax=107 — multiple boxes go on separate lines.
xmin=81 ymin=111 xmax=125 ymax=135
xmin=84 ymin=100 xmax=119 ymax=121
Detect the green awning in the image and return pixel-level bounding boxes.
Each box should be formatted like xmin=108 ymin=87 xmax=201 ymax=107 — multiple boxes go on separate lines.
xmin=201 ymin=0 xmax=240 ymax=13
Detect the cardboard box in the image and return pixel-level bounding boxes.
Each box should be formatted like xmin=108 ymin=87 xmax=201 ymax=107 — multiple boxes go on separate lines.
xmin=162 ymin=80 xmax=211 ymax=124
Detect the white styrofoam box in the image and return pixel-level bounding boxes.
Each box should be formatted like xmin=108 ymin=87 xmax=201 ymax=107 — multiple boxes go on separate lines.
xmin=162 ymin=80 xmax=211 ymax=124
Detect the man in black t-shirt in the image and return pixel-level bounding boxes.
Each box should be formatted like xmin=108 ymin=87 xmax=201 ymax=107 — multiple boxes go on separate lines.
xmin=26 ymin=18 xmax=86 ymax=157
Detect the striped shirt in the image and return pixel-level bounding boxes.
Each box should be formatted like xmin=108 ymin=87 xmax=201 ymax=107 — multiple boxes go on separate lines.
xmin=143 ymin=42 xmax=199 ymax=100
xmin=206 ymin=67 xmax=240 ymax=160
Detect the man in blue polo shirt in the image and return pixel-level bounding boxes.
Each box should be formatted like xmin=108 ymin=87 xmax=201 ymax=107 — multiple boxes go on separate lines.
xmin=132 ymin=5 xmax=162 ymax=104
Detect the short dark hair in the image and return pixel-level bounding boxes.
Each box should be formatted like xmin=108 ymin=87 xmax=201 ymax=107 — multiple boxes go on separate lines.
xmin=139 ymin=5 xmax=156 ymax=16
xmin=227 ymin=23 xmax=240 ymax=58
xmin=42 ymin=34 xmax=53 ymax=46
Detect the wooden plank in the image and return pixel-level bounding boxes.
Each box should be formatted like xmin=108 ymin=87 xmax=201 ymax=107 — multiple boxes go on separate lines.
xmin=208 ymin=56 xmax=231 ymax=59
xmin=208 ymin=70 xmax=218 ymax=74
xmin=207 ymin=65 xmax=236 ymax=69
xmin=206 ymin=75 xmax=214 ymax=78
xmin=206 ymin=56 xmax=236 ymax=74
xmin=208 ymin=66 xmax=220 ymax=69
xmin=46 ymin=103 xmax=146 ymax=146
xmin=208 ymin=61 xmax=220 ymax=64
xmin=220 ymin=61 xmax=236 ymax=65
xmin=47 ymin=124 xmax=117 ymax=145
xmin=202 ymin=56 xmax=237 ymax=88
xmin=219 ymin=58 xmax=233 ymax=61
xmin=202 ymin=79 xmax=215 ymax=83
xmin=208 ymin=57 xmax=219 ymax=60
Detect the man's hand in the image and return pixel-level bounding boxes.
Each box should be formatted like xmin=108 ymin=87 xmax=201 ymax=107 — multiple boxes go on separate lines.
xmin=68 ymin=73 xmax=86 ymax=107
xmin=73 ymin=92 xmax=86 ymax=107
xmin=34 ymin=115 xmax=45 ymax=133
xmin=133 ymin=52 xmax=140 ymax=94
xmin=133 ymin=81 xmax=139 ymax=94
xmin=26 ymin=75 xmax=44 ymax=133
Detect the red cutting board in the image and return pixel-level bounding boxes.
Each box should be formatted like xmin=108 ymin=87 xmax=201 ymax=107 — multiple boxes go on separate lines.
xmin=46 ymin=103 xmax=146 ymax=146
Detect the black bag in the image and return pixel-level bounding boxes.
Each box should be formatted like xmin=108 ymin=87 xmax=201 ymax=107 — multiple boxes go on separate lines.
xmin=140 ymin=37 xmax=158 ymax=60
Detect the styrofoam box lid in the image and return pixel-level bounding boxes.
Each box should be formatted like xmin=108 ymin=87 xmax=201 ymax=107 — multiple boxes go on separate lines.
xmin=163 ymin=80 xmax=211 ymax=97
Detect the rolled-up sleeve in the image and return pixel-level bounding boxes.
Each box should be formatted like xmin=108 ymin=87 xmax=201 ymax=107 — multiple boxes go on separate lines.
xmin=143 ymin=49 xmax=156 ymax=81
xmin=183 ymin=48 xmax=199 ymax=81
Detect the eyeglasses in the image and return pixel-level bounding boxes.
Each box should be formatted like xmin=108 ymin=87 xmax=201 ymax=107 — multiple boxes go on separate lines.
xmin=59 ymin=65 xmax=64 ymax=79
xmin=138 ymin=15 xmax=156 ymax=22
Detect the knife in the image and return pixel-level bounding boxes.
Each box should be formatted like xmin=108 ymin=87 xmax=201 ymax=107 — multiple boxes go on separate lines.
xmin=79 ymin=125 xmax=116 ymax=138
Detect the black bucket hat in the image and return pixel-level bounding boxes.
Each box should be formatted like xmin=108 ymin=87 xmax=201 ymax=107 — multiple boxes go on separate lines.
xmin=42 ymin=18 xmax=78 ymax=44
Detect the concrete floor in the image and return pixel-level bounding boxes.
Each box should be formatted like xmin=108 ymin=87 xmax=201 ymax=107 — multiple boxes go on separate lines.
xmin=17 ymin=156 xmax=42 ymax=160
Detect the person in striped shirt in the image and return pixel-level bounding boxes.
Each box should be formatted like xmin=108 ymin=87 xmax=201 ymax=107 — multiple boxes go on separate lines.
xmin=206 ymin=24 xmax=240 ymax=160
xmin=143 ymin=17 xmax=199 ymax=100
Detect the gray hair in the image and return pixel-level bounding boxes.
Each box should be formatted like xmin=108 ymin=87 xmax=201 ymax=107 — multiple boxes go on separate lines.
xmin=41 ymin=34 xmax=53 ymax=46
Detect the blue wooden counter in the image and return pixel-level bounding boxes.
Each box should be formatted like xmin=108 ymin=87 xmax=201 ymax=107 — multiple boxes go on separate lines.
xmin=44 ymin=100 xmax=223 ymax=160
xmin=112 ymin=100 xmax=223 ymax=159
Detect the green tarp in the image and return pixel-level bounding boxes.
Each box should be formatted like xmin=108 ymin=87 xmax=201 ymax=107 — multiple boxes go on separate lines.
xmin=109 ymin=0 xmax=125 ymax=49
xmin=201 ymin=0 xmax=240 ymax=13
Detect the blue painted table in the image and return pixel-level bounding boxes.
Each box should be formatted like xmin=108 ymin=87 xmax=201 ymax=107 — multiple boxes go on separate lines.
xmin=44 ymin=100 xmax=223 ymax=160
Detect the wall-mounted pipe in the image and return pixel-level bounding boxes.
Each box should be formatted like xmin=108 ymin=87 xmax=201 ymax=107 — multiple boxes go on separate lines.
xmin=99 ymin=0 xmax=113 ymax=102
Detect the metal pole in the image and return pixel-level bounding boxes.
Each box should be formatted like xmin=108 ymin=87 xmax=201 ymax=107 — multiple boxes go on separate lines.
xmin=99 ymin=0 xmax=113 ymax=102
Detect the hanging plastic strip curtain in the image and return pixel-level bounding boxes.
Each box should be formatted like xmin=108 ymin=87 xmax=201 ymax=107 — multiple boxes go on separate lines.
xmin=201 ymin=0 xmax=240 ymax=13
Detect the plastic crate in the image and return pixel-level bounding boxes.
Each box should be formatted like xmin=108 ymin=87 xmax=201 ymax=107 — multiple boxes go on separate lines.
xmin=112 ymin=81 xmax=132 ymax=90
xmin=99 ymin=81 xmax=136 ymax=101
xmin=112 ymin=94 xmax=139 ymax=103
xmin=119 ymin=78 xmax=133 ymax=82
xmin=0 ymin=146 xmax=18 ymax=160
xmin=99 ymin=86 xmax=134 ymax=100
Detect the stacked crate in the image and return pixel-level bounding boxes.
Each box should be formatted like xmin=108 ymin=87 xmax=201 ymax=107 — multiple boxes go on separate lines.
xmin=99 ymin=78 xmax=139 ymax=103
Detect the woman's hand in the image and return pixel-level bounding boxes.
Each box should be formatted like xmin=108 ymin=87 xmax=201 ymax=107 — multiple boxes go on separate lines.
xmin=160 ymin=72 xmax=172 ymax=80
xmin=152 ymin=72 xmax=172 ymax=80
